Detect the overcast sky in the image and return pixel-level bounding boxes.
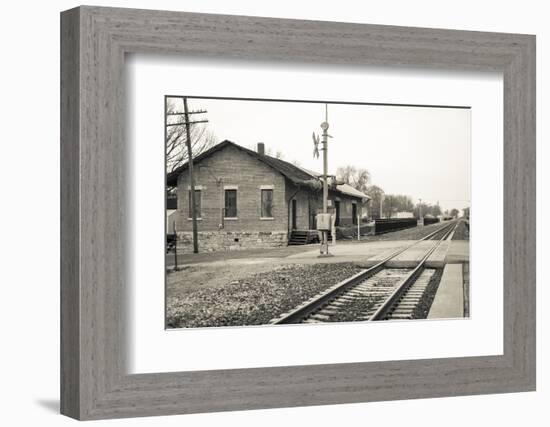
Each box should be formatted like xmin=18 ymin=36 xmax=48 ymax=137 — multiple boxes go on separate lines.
xmin=175 ymin=97 xmax=470 ymax=213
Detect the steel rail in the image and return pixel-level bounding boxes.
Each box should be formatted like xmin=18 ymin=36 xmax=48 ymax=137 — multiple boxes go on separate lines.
xmin=368 ymin=221 xmax=458 ymax=321
xmin=272 ymin=221 xmax=457 ymax=325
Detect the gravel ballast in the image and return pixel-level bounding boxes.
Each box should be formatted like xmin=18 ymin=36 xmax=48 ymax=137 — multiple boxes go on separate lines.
xmin=452 ymin=220 xmax=470 ymax=240
xmin=167 ymin=262 xmax=362 ymax=328
xmin=412 ymin=268 xmax=444 ymax=319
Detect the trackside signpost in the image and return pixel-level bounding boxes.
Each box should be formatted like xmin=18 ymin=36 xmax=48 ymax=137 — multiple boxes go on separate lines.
xmin=315 ymin=105 xmax=334 ymax=257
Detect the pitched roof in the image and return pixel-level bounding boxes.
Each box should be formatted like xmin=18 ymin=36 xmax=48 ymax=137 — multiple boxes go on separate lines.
xmin=336 ymin=183 xmax=370 ymax=200
xmin=291 ymin=164 xmax=371 ymax=201
xmin=166 ymin=140 xmax=319 ymax=187
xmin=166 ymin=140 xmax=370 ymax=201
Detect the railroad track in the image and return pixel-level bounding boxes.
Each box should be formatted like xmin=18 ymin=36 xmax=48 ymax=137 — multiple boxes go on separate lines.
xmin=270 ymin=220 xmax=459 ymax=324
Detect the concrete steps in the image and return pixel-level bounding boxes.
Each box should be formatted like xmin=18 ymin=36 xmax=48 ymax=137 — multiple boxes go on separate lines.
xmin=288 ymin=230 xmax=320 ymax=245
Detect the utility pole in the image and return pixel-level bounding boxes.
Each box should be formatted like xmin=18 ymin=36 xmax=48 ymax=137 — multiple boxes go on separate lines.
xmin=380 ymin=192 xmax=384 ymax=219
xmin=166 ymin=96 xmax=208 ymax=253
xmin=184 ymin=98 xmax=199 ymax=254
xmin=173 ymin=220 xmax=178 ymax=270
xmin=418 ymin=198 xmax=423 ymax=223
xmin=313 ymin=104 xmax=333 ymax=257
xmin=320 ymin=104 xmax=331 ymax=256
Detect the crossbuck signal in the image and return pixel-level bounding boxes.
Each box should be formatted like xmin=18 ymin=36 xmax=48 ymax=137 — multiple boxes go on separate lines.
xmin=313 ymin=103 xmax=335 ymax=257
xmin=312 ymin=132 xmax=320 ymax=158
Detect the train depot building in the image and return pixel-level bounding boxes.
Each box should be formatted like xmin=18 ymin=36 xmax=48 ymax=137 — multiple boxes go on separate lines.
xmin=166 ymin=140 xmax=370 ymax=253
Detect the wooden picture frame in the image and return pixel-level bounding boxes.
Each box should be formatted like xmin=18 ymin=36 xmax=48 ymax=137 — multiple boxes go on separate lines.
xmin=60 ymin=6 xmax=536 ymax=420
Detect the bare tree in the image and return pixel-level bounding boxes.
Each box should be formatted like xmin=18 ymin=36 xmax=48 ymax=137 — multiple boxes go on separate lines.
xmin=382 ymin=194 xmax=414 ymax=218
xmin=415 ymin=202 xmax=442 ymax=218
xmin=166 ymin=97 xmax=217 ymax=173
xmin=365 ymin=185 xmax=384 ymax=219
xmin=430 ymin=204 xmax=442 ymax=217
xmin=336 ymin=166 xmax=371 ymax=193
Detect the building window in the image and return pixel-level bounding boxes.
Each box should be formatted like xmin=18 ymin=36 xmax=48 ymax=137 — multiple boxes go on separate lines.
xmin=188 ymin=189 xmax=201 ymax=218
xmin=224 ymin=189 xmax=237 ymax=218
xmin=334 ymin=200 xmax=340 ymax=226
xmin=261 ymin=189 xmax=274 ymax=218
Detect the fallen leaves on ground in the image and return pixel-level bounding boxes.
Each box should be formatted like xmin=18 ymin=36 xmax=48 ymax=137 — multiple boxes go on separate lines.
xmin=167 ymin=263 xmax=361 ymax=328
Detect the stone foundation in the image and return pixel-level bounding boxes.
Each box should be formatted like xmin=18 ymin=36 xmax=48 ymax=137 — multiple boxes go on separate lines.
xmin=176 ymin=230 xmax=288 ymax=253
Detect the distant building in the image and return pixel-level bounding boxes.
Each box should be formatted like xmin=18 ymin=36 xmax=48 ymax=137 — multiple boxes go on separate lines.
xmin=395 ymin=211 xmax=414 ymax=219
xmin=166 ymin=140 xmax=370 ymax=252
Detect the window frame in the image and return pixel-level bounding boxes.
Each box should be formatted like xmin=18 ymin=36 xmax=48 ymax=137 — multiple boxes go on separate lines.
xmin=224 ymin=186 xmax=238 ymax=219
xmin=260 ymin=186 xmax=274 ymax=219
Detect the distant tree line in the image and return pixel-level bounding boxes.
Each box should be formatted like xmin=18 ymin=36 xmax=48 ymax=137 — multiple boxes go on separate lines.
xmin=336 ymin=165 xmax=465 ymax=220
xmin=416 ymin=203 xmax=443 ymax=218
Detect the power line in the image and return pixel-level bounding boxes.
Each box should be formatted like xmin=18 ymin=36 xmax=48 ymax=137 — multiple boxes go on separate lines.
xmin=166 ymin=96 xmax=209 ymax=254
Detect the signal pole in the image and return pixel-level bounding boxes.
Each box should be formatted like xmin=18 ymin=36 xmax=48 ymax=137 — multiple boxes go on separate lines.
xmin=166 ymin=96 xmax=208 ymax=253
xmin=320 ymin=104 xmax=333 ymax=256
xmin=313 ymin=104 xmax=332 ymax=257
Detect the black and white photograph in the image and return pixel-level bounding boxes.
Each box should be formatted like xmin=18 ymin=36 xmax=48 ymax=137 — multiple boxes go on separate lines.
xmin=165 ymin=96 xmax=471 ymax=328
xmin=1 ymin=0 xmax=542 ymax=424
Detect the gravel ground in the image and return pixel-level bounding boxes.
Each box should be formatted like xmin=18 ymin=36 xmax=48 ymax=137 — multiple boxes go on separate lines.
xmin=412 ymin=268 xmax=444 ymax=319
xmin=167 ymin=244 xmax=314 ymax=267
xmin=167 ymin=262 xmax=362 ymax=328
xmin=452 ymin=220 xmax=470 ymax=240
xmin=167 ymin=221 xmax=458 ymax=267
xmin=463 ymin=262 xmax=470 ymax=317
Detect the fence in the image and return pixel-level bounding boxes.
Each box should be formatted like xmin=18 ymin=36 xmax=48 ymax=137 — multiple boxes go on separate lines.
xmin=423 ymin=217 xmax=440 ymax=226
xmin=374 ymin=217 xmax=418 ymax=234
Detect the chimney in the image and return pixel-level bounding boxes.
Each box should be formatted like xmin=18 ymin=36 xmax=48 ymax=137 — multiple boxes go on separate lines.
xmin=257 ymin=142 xmax=265 ymax=155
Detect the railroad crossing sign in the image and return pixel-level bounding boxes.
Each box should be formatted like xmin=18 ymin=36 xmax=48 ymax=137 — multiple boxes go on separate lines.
xmin=312 ymin=132 xmax=320 ymax=158
xmin=315 ymin=104 xmax=334 ymax=257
